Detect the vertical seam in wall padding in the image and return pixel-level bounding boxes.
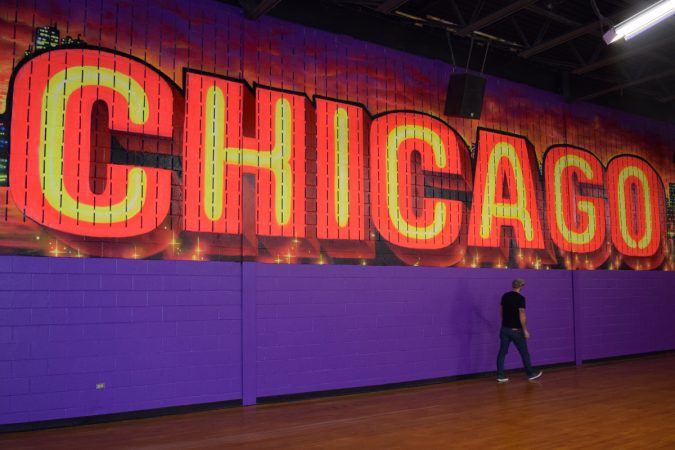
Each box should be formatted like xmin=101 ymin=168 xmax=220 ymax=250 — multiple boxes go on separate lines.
xmin=242 ymin=262 xmax=257 ymax=405
xmin=571 ymin=270 xmax=583 ymax=366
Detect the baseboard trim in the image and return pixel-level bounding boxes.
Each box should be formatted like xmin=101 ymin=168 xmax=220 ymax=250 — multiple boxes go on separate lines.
xmin=257 ymin=361 xmax=575 ymax=405
xmin=581 ymin=348 xmax=675 ymax=365
xmin=0 ymin=399 xmax=241 ymax=434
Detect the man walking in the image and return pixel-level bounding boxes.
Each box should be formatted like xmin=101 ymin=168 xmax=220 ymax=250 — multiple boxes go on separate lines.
xmin=496 ymin=278 xmax=542 ymax=382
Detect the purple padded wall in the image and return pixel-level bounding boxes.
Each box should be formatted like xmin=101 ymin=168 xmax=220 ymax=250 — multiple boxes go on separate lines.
xmin=2 ymin=256 xmax=675 ymax=426
xmin=576 ymin=270 xmax=675 ymax=360
xmin=0 ymin=257 xmax=242 ymax=425
xmin=253 ymin=264 xmax=574 ymax=397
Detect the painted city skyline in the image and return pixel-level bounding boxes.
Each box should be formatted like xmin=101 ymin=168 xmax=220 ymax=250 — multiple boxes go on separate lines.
xmin=0 ymin=1 xmax=673 ymax=270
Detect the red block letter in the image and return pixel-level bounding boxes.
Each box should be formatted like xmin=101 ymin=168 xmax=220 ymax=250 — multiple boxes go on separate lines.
xmin=468 ymin=130 xmax=545 ymax=252
xmin=9 ymin=50 xmax=173 ymax=237
xmin=183 ymin=73 xmax=307 ymax=238
xmin=316 ymin=99 xmax=367 ymax=241
xmin=607 ymin=156 xmax=666 ymax=269
xmin=370 ymin=113 xmax=470 ymax=253
xmin=544 ymin=146 xmax=608 ymax=269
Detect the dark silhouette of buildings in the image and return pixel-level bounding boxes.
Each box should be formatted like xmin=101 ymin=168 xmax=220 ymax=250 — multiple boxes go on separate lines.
xmin=35 ymin=25 xmax=60 ymax=51
xmin=0 ymin=119 xmax=7 ymax=186
xmin=24 ymin=25 xmax=86 ymax=58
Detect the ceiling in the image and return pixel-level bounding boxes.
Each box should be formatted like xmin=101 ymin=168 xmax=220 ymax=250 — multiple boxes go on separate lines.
xmin=228 ymin=0 xmax=675 ymax=122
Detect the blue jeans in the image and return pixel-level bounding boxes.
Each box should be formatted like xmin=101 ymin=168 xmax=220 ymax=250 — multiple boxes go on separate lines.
xmin=496 ymin=327 xmax=535 ymax=378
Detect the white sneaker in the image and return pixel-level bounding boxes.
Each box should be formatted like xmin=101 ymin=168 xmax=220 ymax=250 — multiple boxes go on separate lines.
xmin=528 ymin=371 xmax=543 ymax=381
xmin=497 ymin=377 xmax=509 ymax=382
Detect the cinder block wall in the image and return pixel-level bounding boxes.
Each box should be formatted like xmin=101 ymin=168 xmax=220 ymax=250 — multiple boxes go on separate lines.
xmin=576 ymin=270 xmax=675 ymax=360
xmin=253 ymin=264 xmax=574 ymax=397
xmin=0 ymin=257 xmax=242 ymax=425
xmin=4 ymin=256 xmax=674 ymax=426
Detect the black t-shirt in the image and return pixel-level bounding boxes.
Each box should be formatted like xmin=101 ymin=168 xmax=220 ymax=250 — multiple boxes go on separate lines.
xmin=501 ymin=291 xmax=525 ymax=328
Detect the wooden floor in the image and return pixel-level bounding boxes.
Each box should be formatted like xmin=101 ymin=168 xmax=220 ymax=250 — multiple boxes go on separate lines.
xmin=3 ymin=354 xmax=675 ymax=449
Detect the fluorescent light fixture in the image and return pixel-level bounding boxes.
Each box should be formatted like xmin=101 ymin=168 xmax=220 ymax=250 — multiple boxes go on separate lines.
xmin=603 ymin=0 xmax=675 ymax=44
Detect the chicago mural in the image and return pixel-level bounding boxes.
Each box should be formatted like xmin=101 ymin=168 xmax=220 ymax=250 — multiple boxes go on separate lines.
xmin=0 ymin=0 xmax=673 ymax=270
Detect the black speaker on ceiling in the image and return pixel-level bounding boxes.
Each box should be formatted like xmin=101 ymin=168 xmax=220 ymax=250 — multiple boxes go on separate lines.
xmin=444 ymin=74 xmax=486 ymax=119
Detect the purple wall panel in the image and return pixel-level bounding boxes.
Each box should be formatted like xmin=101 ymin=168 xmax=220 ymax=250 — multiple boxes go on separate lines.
xmin=0 ymin=256 xmax=242 ymax=426
xmin=3 ymin=256 xmax=675 ymax=426
xmin=576 ymin=271 xmax=675 ymax=360
xmin=254 ymin=264 xmax=574 ymax=397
